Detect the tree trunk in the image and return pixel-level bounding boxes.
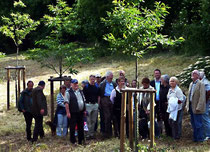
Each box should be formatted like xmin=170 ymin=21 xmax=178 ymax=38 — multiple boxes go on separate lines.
xmin=16 ymin=45 xmax=19 ymax=66
xmin=135 ymin=57 xmax=139 ymax=87
xmin=59 ymin=57 xmax=62 ymax=85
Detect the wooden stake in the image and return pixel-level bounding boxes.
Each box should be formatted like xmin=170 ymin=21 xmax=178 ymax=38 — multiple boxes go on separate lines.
xmin=120 ymin=92 xmax=126 ymax=152
xmin=50 ymin=80 xmax=54 ymax=122
xmin=7 ymin=69 xmax=10 ymax=110
xmin=134 ymin=93 xmax=138 ymax=152
xmin=17 ymin=69 xmax=21 ymax=106
xmin=150 ymin=93 xmax=155 ymax=148
xmin=23 ymin=68 xmax=26 ymax=90
xmin=128 ymin=92 xmax=133 ymax=150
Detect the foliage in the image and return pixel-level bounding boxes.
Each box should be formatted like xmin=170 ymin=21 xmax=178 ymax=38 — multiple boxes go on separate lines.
xmin=102 ymin=0 xmax=184 ymax=58
xmin=76 ymin=0 xmax=113 ymax=42
xmin=0 ymin=0 xmax=39 ymax=47
xmin=27 ymin=0 xmax=93 ymax=76
xmin=0 ymin=0 xmax=39 ymax=65
xmin=171 ymin=0 xmax=210 ymax=55
xmin=137 ymin=143 xmax=171 ymax=152
xmin=0 ymin=52 xmax=6 ymax=58
xmin=176 ymin=56 xmax=210 ymax=87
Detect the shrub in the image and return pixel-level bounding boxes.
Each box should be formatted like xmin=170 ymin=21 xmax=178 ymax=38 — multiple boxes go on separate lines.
xmin=176 ymin=56 xmax=210 ymax=87
xmin=0 ymin=52 xmax=5 ymax=58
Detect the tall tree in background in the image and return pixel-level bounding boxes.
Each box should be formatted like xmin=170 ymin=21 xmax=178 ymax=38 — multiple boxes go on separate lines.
xmin=76 ymin=0 xmax=113 ymax=42
xmin=171 ymin=0 xmax=210 ymax=55
xmin=0 ymin=0 xmax=52 ymax=54
xmin=28 ymin=0 xmax=93 ymax=77
xmin=102 ymin=0 xmax=183 ymax=80
xmin=0 ymin=0 xmax=39 ymax=65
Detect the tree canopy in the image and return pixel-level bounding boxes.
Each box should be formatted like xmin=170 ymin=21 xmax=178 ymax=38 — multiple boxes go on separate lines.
xmin=27 ymin=0 xmax=93 ymax=77
xmin=102 ymin=0 xmax=183 ymax=57
xmin=0 ymin=0 xmax=39 ymax=65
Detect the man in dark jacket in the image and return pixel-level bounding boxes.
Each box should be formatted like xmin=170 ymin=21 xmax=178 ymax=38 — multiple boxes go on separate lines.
xmin=31 ymin=81 xmax=47 ymax=142
xmin=65 ymin=79 xmax=86 ymax=145
xmin=99 ymin=71 xmax=117 ymax=138
xmin=150 ymin=69 xmax=162 ymax=133
xmin=19 ymin=80 xmax=34 ymax=141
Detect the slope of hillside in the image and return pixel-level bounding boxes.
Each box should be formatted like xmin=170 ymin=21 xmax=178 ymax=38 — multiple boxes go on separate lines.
xmin=0 ymin=52 xmax=209 ymax=152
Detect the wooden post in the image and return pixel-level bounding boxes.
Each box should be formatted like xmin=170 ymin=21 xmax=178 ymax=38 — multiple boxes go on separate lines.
xmin=128 ymin=92 xmax=134 ymax=150
xmin=50 ymin=79 xmax=54 ymax=122
xmin=134 ymin=93 xmax=138 ymax=152
xmin=150 ymin=93 xmax=155 ymax=149
xmin=23 ymin=68 xmax=26 ymax=90
xmin=7 ymin=69 xmax=10 ymax=110
xmin=17 ymin=69 xmax=21 ymax=107
xmin=120 ymin=92 xmax=126 ymax=152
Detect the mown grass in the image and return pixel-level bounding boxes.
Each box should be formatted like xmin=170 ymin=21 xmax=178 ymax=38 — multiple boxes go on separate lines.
xmin=0 ymin=52 xmax=209 ymax=151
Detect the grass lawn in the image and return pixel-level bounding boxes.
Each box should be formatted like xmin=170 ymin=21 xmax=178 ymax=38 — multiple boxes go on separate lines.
xmin=0 ymin=52 xmax=209 ymax=151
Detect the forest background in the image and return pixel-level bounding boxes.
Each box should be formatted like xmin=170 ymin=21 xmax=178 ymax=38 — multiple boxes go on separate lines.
xmin=0 ymin=0 xmax=209 ymax=56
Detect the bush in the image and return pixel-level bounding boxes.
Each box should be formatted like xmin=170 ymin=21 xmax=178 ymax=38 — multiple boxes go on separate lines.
xmin=176 ymin=56 xmax=210 ymax=87
xmin=0 ymin=52 xmax=5 ymax=58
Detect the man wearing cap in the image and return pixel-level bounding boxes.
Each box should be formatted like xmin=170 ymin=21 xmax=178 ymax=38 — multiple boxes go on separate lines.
xmin=186 ymin=70 xmax=206 ymax=142
xmin=31 ymin=81 xmax=47 ymax=142
xmin=65 ymin=79 xmax=86 ymax=145
xmin=83 ymin=75 xmax=100 ymax=139
xmin=99 ymin=71 xmax=117 ymax=138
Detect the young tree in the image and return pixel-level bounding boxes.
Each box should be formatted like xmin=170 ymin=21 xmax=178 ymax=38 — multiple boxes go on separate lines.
xmin=102 ymin=0 xmax=183 ymax=79
xmin=28 ymin=0 xmax=93 ymax=77
xmin=0 ymin=0 xmax=39 ymax=65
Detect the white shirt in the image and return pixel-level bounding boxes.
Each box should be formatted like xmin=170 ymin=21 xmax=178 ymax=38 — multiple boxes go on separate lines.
xmin=167 ymin=85 xmax=184 ymax=111
xmin=167 ymin=97 xmax=178 ymax=121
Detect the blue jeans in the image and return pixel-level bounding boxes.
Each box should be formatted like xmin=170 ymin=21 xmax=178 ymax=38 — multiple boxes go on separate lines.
xmin=189 ymin=104 xmax=204 ymax=142
xmin=202 ymin=100 xmax=210 ymax=138
xmin=56 ymin=114 xmax=68 ymax=136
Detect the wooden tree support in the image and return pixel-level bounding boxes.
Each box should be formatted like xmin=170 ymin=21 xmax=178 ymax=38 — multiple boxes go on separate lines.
xmin=5 ymin=66 xmax=26 ymax=110
xmin=120 ymin=88 xmax=156 ymax=152
xmin=48 ymin=76 xmax=71 ymax=122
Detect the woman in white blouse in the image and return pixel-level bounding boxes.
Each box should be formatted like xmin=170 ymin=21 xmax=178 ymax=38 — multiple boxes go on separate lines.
xmin=167 ymin=77 xmax=185 ymax=140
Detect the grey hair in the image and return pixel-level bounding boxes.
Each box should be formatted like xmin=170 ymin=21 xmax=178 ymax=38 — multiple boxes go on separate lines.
xmin=199 ymin=71 xmax=205 ymax=79
xmin=106 ymin=71 xmax=113 ymax=77
xmin=169 ymin=76 xmax=179 ymax=85
xmin=161 ymin=74 xmax=170 ymax=84
xmin=192 ymin=70 xmax=200 ymax=76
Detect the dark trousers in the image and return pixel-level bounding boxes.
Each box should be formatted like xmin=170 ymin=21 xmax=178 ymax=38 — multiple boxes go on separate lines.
xmin=101 ymin=97 xmax=113 ymax=137
xmin=69 ymin=112 xmax=84 ymax=144
xmin=169 ymin=110 xmax=182 ymax=139
xmin=139 ymin=118 xmax=149 ymax=139
xmin=23 ymin=112 xmax=33 ymax=140
xmin=162 ymin=112 xmax=172 ymax=136
xmin=33 ymin=115 xmax=44 ymax=141
xmin=113 ymin=109 xmax=121 ymax=137
xmin=94 ymin=113 xmax=98 ymax=131
xmin=99 ymin=107 xmax=105 ymax=133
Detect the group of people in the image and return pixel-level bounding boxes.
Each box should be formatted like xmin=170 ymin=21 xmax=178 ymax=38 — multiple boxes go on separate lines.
xmin=18 ymin=69 xmax=209 ymax=145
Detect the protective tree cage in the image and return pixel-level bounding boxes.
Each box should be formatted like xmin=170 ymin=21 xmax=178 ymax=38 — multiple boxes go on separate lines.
xmin=5 ymin=66 xmax=26 ymax=110
xmin=120 ymin=88 xmax=156 ymax=152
